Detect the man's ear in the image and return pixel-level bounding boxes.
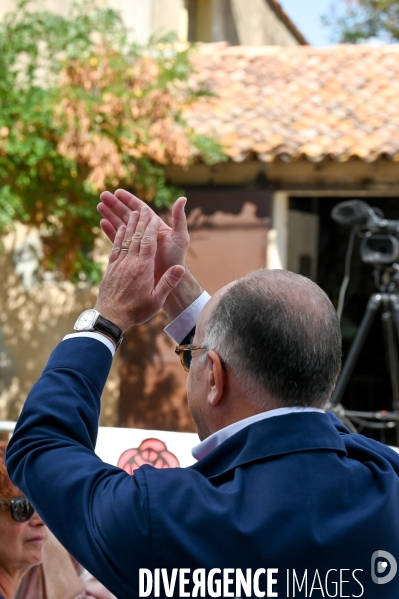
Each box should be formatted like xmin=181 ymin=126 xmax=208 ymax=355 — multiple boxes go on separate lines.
xmin=206 ymin=350 xmax=227 ymax=406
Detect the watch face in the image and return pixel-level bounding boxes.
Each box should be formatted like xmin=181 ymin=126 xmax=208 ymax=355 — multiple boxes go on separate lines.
xmin=74 ymin=310 xmax=97 ymax=331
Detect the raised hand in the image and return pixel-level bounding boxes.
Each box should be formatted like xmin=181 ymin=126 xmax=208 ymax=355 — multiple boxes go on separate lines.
xmin=95 ymin=207 xmax=185 ymax=332
xmin=98 ymin=189 xmax=189 ymax=283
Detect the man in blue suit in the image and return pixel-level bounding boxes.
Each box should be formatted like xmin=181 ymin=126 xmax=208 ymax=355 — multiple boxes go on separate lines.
xmin=6 ymin=190 xmax=399 ymax=598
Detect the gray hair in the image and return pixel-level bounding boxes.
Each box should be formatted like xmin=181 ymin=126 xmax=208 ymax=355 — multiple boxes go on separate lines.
xmin=201 ymin=269 xmax=342 ymax=409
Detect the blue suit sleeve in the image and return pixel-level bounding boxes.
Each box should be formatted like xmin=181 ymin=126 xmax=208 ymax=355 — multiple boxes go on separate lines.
xmin=6 ymin=338 xmax=153 ymax=599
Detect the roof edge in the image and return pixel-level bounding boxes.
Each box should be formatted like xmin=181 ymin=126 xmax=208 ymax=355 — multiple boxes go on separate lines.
xmin=266 ymin=0 xmax=309 ymax=46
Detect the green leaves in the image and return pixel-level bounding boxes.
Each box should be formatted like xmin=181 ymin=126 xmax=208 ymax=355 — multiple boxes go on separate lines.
xmin=0 ymin=186 xmax=29 ymax=229
xmin=0 ymin=0 xmax=226 ymax=282
xmin=323 ymin=0 xmax=399 ymax=43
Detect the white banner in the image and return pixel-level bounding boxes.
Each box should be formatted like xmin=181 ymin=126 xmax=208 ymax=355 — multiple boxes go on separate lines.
xmin=95 ymin=427 xmax=199 ymax=470
xmin=1 ymin=422 xmax=200 ymax=470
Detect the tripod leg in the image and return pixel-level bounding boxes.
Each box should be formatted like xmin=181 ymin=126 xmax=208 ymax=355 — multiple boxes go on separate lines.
xmin=388 ymin=296 xmax=399 ymax=444
xmin=390 ymin=295 xmax=399 ymax=362
xmin=330 ymin=294 xmax=381 ymax=407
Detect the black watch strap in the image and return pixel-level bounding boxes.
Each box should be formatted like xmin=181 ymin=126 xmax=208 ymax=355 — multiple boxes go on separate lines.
xmin=94 ymin=315 xmax=123 ymax=349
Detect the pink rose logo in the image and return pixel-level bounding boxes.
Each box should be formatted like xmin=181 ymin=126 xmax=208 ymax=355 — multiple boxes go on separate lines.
xmin=117 ymin=438 xmax=180 ymax=474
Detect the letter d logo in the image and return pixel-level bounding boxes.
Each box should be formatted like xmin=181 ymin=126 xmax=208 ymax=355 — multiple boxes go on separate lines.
xmin=371 ymin=551 xmax=397 ymax=584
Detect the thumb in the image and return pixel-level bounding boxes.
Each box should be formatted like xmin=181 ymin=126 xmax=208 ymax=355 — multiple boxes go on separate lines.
xmin=153 ymin=265 xmax=185 ymax=303
xmin=172 ymin=197 xmax=189 ymax=240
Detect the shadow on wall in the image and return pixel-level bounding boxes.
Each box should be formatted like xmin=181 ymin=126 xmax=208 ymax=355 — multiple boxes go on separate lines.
xmin=119 ymin=315 xmax=195 ymax=432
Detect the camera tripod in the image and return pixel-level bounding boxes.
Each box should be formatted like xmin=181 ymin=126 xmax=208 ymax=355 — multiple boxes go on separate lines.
xmin=329 ymin=267 xmax=399 ymax=445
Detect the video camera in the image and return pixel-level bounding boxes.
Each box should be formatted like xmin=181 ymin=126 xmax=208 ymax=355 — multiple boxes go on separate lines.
xmin=331 ymin=200 xmax=399 ymax=266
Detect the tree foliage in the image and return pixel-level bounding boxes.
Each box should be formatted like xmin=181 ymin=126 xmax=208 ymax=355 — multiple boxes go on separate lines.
xmin=0 ymin=0 xmax=225 ymax=282
xmin=323 ymin=0 xmax=399 ymax=43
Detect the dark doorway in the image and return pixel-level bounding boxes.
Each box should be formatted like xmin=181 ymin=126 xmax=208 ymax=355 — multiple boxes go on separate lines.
xmin=290 ymin=196 xmax=399 ymax=444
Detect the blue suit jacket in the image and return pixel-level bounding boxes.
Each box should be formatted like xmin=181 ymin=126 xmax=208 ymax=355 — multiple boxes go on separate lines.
xmin=6 ymin=338 xmax=399 ymax=598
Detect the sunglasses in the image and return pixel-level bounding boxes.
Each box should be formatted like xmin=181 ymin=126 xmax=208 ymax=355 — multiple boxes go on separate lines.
xmin=175 ymin=344 xmax=230 ymax=373
xmin=0 ymin=496 xmax=35 ymax=522
xmin=175 ymin=344 xmax=206 ymax=372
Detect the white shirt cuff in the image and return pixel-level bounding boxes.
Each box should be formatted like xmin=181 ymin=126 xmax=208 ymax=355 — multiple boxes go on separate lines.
xmin=164 ymin=291 xmax=211 ymax=343
xmin=63 ymin=332 xmax=116 ymax=357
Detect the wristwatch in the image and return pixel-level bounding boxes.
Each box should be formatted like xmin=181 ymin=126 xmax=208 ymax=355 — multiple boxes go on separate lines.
xmin=74 ymin=309 xmax=123 ymax=349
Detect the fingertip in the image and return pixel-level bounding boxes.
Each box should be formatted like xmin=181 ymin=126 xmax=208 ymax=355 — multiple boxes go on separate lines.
xmin=115 ymin=224 xmax=126 ymax=237
xmin=115 ymin=189 xmax=132 ymax=201
xmin=100 ymin=220 xmax=117 ymax=243
xmin=151 ymin=216 xmax=162 ymax=232
xmin=100 ymin=219 xmax=113 ymax=233
xmin=172 ymin=265 xmax=185 ymax=278
xmin=113 ymin=225 xmax=126 ymax=244
xmin=157 ymin=266 xmax=186 ymax=300
xmin=172 ymin=196 xmax=186 ymax=218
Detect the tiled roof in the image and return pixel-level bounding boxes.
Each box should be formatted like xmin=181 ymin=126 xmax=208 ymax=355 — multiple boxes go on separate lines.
xmin=186 ymin=44 xmax=399 ymax=163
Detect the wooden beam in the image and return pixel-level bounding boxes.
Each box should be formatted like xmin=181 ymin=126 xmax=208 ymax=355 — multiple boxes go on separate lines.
xmin=165 ymin=159 xmax=399 ymax=193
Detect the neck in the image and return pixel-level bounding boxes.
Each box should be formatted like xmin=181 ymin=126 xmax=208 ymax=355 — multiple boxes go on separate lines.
xmin=0 ymin=565 xmax=29 ymax=599
xmin=212 ymin=396 xmax=281 ymax=436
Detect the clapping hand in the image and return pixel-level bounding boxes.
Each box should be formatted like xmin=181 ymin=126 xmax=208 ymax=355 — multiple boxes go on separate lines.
xmin=98 ymin=190 xmax=189 ymax=283
xmin=95 ymin=207 xmax=185 ymax=332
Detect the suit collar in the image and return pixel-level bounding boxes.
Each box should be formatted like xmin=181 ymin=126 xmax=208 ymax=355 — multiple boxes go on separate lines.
xmin=192 ymin=406 xmax=325 ymax=460
xmin=190 ymin=412 xmax=347 ymax=480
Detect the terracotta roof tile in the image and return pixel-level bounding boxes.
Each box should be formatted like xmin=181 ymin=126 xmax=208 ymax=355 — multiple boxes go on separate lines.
xmin=186 ymin=44 xmax=399 ymax=163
